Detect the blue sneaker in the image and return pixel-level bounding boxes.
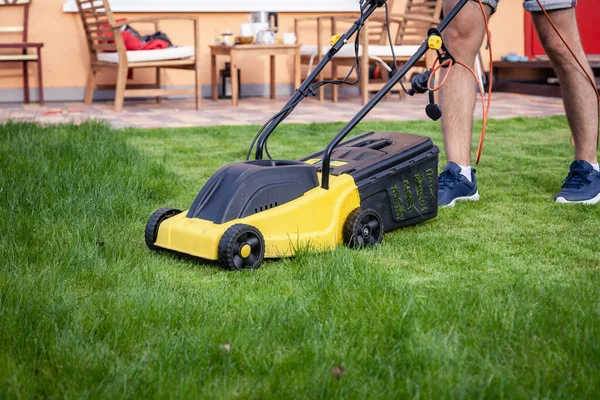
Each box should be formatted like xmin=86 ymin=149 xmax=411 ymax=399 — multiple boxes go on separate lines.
xmin=438 ymin=162 xmax=480 ymax=207
xmin=555 ymin=160 xmax=600 ymax=204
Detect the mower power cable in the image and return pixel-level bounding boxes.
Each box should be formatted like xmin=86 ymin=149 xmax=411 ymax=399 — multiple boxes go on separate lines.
xmin=249 ymin=0 xmax=370 ymax=160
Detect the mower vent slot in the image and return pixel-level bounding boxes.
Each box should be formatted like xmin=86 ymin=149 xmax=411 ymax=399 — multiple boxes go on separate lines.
xmin=255 ymin=202 xmax=278 ymax=214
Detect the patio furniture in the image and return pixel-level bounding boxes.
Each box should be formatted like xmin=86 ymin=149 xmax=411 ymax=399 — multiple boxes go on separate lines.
xmin=74 ymin=0 xmax=201 ymax=113
xmin=0 ymin=0 xmax=44 ymax=105
xmin=210 ymin=44 xmax=301 ymax=106
xmin=492 ymin=57 xmax=600 ymax=97
xmin=295 ymin=0 xmax=442 ymax=104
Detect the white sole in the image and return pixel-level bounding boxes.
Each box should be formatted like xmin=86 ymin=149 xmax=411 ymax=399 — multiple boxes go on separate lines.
xmin=441 ymin=192 xmax=480 ymax=208
xmin=556 ymin=192 xmax=600 ymax=205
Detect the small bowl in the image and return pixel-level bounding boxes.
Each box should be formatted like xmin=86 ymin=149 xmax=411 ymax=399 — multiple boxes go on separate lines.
xmin=236 ymin=36 xmax=255 ymax=45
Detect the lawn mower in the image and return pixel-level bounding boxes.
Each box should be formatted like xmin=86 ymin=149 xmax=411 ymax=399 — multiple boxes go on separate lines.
xmin=145 ymin=0 xmax=474 ymax=270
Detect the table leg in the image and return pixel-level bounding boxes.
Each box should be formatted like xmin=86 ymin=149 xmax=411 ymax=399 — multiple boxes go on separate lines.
xmin=211 ymin=52 xmax=218 ymax=101
xmin=231 ymin=51 xmax=239 ymax=106
xmin=270 ymin=55 xmax=276 ymax=100
xmin=294 ymin=48 xmax=301 ymax=90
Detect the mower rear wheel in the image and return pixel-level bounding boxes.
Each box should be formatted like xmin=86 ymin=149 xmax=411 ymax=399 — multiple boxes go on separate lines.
xmin=343 ymin=208 xmax=384 ymax=248
xmin=218 ymin=224 xmax=265 ymax=270
xmin=145 ymin=208 xmax=181 ymax=250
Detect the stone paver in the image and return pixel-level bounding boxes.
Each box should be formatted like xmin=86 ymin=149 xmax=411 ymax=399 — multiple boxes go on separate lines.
xmin=0 ymin=93 xmax=565 ymax=129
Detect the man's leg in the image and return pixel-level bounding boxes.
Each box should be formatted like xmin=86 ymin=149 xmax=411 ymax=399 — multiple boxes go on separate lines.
xmin=531 ymin=8 xmax=598 ymax=164
xmin=530 ymin=4 xmax=600 ymax=204
xmin=440 ymin=0 xmax=492 ymax=166
xmin=437 ymin=0 xmax=494 ymax=207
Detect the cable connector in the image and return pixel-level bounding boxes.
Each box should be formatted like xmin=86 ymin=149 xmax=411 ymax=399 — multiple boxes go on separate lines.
xmin=408 ymin=70 xmax=432 ymax=95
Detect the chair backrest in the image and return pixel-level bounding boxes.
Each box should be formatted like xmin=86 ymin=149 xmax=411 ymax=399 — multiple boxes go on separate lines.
xmin=365 ymin=0 xmax=396 ymax=45
xmin=74 ymin=0 xmax=126 ymax=61
xmin=0 ymin=0 xmax=31 ymax=43
xmin=395 ymin=0 xmax=443 ymax=45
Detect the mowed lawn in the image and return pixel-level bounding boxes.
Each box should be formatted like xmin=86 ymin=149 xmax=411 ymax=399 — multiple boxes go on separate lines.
xmin=1 ymin=117 xmax=599 ymax=399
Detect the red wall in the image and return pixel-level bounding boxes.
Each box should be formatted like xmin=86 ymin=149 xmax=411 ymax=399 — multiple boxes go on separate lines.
xmin=524 ymin=0 xmax=600 ymax=57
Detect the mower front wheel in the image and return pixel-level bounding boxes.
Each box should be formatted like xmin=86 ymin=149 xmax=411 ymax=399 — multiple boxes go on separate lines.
xmin=343 ymin=208 xmax=384 ymax=249
xmin=145 ymin=208 xmax=181 ymax=250
xmin=218 ymin=224 xmax=265 ymax=270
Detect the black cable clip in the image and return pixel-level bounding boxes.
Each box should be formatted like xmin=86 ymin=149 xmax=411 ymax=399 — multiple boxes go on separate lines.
xmin=437 ymin=50 xmax=455 ymax=68
xmin=299 ymin=87 xmax=317 ymax=98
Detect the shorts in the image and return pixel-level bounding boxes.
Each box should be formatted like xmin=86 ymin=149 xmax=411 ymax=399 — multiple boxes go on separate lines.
xmin=478 ymin=0 xmax=577 ymax=13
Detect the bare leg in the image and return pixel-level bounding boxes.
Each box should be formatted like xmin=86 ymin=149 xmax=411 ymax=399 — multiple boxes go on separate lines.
xmin=439 ymin=0 xmax=492 ymax=166
xmin=532 ymin=8 xmax=599 ymax=164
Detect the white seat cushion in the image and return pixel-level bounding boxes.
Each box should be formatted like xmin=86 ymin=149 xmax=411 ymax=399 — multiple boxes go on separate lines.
xmin=368 ymin=45 xmax=422 ymax=58
xmin=97 ymin=46 xmax=195 ymax=64
xmin=300 ymin=44 xmax=421 ymax=59
xmin=301 ymin=44 xmax=363 ymax=58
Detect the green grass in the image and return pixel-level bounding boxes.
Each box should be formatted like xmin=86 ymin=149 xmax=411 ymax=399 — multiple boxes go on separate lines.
xmin=0 ymin=117 xmax=599 ymax=399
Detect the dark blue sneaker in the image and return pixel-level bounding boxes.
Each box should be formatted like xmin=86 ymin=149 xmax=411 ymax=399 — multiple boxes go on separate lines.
xmin=555 ymin=160 xmax=600 ymax=204
xmin=438 ymin=162 xmax=479 ymax=207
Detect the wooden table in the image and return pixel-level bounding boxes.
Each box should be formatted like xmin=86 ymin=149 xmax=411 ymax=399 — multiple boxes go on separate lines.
xmin=210 ymin=44 xmax=301 ymax=106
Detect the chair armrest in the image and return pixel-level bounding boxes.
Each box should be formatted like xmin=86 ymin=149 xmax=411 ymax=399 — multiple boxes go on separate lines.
xmin=0 ymin=43 xmax=43 ymax=49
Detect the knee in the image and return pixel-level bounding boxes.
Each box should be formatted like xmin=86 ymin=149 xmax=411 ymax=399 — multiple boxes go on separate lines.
xmin=442 ymin=23 xmax=481 ymax=60
xmin=540 ymin=36 xmax=575 ymax=71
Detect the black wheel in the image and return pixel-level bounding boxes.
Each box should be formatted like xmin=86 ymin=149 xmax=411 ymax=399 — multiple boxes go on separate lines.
xmin=145 ymin=208 xmax=181 ymax=250
xmin=343 ymin=208 xmax=384 ymax=248
xmin=218 ymin=224 xmax=265 ymax=270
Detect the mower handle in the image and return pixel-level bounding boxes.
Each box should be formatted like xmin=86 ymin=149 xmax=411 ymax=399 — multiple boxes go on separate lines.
xmin=320 ymin=0 xmax=470 ymax=189
xmin=253 ymin=0 xmax=471 ymax=190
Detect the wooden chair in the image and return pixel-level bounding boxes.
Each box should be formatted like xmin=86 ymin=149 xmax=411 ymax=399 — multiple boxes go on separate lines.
xmin=0 ymin=0 xmax=44 ymax=105
xmin=75 ymin=0 xmax=201 ymax=113
xmin=296 ymin=0 xmax=443 ymax=104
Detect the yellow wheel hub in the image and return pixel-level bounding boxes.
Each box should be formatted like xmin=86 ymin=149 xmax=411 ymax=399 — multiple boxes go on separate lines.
xmin=240 ymin=244 xmax=252 ymax=258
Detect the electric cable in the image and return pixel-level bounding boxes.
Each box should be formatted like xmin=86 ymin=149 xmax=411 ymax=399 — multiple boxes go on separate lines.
xmin=534 ymin=0 xmax=599 ymax=100
xmin=534 ymin=0 xmax=600 ymax=148
xmin=250 ymin=0 xmax=598 ymax=164
xmin=249 ymin=0 xmax=371 ymax=160
xmin=421 ymin=0 xmax=493 ymax=164
xmin=475 ymin=0 xmax=492 ymax=164
xmin=427 ymin=0 xmax=599 ymax=164
xmin=383 ymin=1 xmax=413 ymax=96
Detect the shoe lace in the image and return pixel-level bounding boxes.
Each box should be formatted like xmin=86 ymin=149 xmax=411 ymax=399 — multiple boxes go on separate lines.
xmin=438 ymin=169 xmax=460 ymax=191
xmin=562 ymin=168 xmax=592 ymax=189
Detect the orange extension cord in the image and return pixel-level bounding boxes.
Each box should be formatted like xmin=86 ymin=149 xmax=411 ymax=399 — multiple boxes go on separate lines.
xmin=422 ymin=0 xmax=599 ymax=164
